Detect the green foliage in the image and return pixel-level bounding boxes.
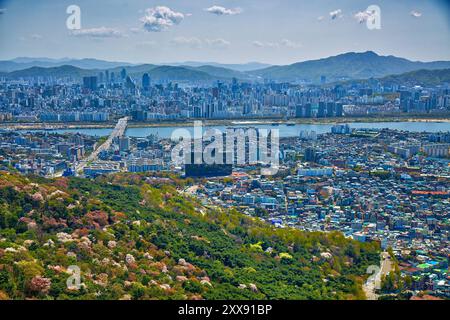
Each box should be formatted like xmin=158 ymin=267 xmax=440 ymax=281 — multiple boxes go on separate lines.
xmin=0 ymin=172 xmax=380 ymax=300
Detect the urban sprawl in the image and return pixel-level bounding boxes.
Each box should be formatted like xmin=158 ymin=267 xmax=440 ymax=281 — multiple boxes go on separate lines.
xmin=0 ymin=72 xmax=449 ymax=300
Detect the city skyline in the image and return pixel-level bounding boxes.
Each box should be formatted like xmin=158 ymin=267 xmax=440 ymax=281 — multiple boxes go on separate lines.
xmin=0 ymin=0 xmax=449 ymax=65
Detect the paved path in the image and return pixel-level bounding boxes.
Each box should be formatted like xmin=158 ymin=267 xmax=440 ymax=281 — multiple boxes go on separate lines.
xmin=363 ymin=252 xmax=392 ymax=300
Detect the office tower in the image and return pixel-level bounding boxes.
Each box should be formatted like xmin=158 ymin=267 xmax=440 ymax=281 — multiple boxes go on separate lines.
xmin=120 ymin=68 xmax=127 ymax=80
xmin=119 ymin=137 xmax=130 ymax=152
xmin=304 ymin=103 xmax=312 ymax=118
xmin=193 ymin=106 xmax=202 ymax=118
xmin=142 ymin=73 xmax=151 ymax=91
xmin=326 ymin=102 xmax=335 ymax=117
xmin=304 ymin=147 xmax=318 ymax=162
xmin=295 ymin=105 xmax=303 ymax=118
xmin=125 ymin=76 xmax=136 ymax=90
xmin=335 ymin=103 xmax=344 ymax=117
xmin=82 ymin=76 xmax=98 ymax=91
xmin=317 ymin=102 xmax=326 ymax=118
xmin=105 ymin=70 xmax=110 ymax=84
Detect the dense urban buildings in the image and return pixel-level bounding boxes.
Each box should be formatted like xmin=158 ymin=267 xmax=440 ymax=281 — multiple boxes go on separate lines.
xmin=1 ymin=71 xmax=449 ymax=125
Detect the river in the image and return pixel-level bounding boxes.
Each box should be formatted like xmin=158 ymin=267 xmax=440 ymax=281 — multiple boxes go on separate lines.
xmin=24 ymin=121 xmax=450 ymax=139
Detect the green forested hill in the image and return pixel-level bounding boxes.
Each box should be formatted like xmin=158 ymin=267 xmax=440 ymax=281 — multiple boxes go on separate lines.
xmin=0 ymin=172 xmax=379 ymax=300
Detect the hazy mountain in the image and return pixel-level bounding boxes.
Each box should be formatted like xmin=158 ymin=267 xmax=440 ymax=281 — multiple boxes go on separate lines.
xmin=0 ymin=60 xmax=58 ymax=72
xmin=3 ymin=64 xmax=246 ymax=82
xmin=6 ymin=65 xmax=97 ymax=79
xmin=11 ymin=57 xmax=71 ymax=63
xmin=0 ymin=58 xmax=135 ymax=72
xmin=379 ymin=68 xmax=450 ymax=86
xmin=4 ymin=52 xmax=450 ymax=85
xmin=250 ymin=51 xmax=450 ymax=83
xmin=145 ymin=66 xmax=214 ymax=81
xmin=0 ymin=57 xmax=269 ymax=73
xmin=62 ymin=58 xmax=135 ymax=70
xmin=166 ymin=61 xmax=272 ymax=72
xmin=184 ymin=65 xmax=251 ymax=80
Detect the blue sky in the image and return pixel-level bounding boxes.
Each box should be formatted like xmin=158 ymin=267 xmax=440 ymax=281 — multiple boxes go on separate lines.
xmin=0 ymin=0 xmax=449 ymax=64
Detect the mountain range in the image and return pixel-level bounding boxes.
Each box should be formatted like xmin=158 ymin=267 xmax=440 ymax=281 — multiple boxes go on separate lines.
xmin=1 ymin=51 xmax=450 ymax=84
xmin=249 ymin=51 xmax=450 ymax=83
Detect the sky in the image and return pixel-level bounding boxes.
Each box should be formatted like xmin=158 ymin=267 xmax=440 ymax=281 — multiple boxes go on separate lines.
xmin=0 ymin=0 xmax=449 ymax=65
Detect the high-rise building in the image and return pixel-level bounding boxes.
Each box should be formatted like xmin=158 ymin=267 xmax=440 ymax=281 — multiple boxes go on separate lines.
xmin=83 ymin=76 xmax=98 ymax=91
xmin=125 ymin=76 xmax=136 ymax=90
xmin=335 ymin=103 xmax=344 ymax=117
xmin=304 ymin=103 xmax=312 ymax=118
xmin=304 ymin=147 xmax=319 ymax=162
xmin=120 ymin=68 xmax=127 ymax=80
xmin=142 ymin=73 xmax=151 ymax=91
xmin=119 ymin=137 xmax=130 ymax=152
xmin=317 ymin=102 xmax=326 ymax=118
xmin=326 ymin=102 xmax=335 ymax=117
xmin=105 ymin=70 xmax=110 ymax=84
xmin=98 ymin=72 xmax=104 ymax=84
xmin=295 ymin=105 xmax=303 ymax=118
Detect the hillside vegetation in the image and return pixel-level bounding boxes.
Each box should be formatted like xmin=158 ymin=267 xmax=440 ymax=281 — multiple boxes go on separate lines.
xmin=0 ymin=172 xmax=379 ymax=300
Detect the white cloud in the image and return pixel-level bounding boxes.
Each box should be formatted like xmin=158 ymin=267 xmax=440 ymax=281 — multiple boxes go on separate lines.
xmin=329 ymin=9 xmax=343 ymax=20
xmin=205 ymin=38 xmax=231 ymax=48
xmin=280 ymin=39 xmax=302 ymax=48
xmin=141 ymin=6 xmax=184 ymax=32
xmin=354 ymin=10 xmax=372 ymax=23
xmin=70 ymin=27 xmax=125 ymax=38
xmin=252 ymin=41 xmax=279 ymax=48
xmin=252 ymin=41 xmax=264 ymax=47
xmin=410 ymin=10 xmax=422 ymax=18
xmin=317 ymin=16 xmax=324 ymax=21
xmin=205 ymin=6 xmax=242 ymax=16
xmin=253 ymin=39 xmax=301 ymax=49
xmin=170 ymin=37 xmax=231 ymax=49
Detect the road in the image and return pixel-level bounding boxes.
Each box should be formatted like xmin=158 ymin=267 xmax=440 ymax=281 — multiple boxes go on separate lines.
xmin=74 ymin=117 xmax=128 ymax=174
xmin=363 ymin=251 xmax=393 ymax=300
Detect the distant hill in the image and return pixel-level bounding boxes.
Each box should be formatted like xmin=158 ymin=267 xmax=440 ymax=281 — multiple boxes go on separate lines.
xmin=0 ymin=58 xmax=135 ymax=72
xmin=3 ymin=52 xmax=450 ymax=85
xmin=0 ymin=58 xmax=269 ymax=73
xmin=184 ymin=65 xmax=251 ymax=80
xmin=3 ymin=64 xmax=248 ymax=82
xmin=168 ymin=61 xmax=272 ymax=72
xmin=145 ymin=65 xmax=214 ymax=81
xmin=250 ymin=51 xmax=450 ymax=83
xmin=379 ymin=68 xmax=450 ymax=86
xmin=332 ymin=68 xmax=450 ymax=87
xmin=6 ymin=65 xmax=98 ymax=79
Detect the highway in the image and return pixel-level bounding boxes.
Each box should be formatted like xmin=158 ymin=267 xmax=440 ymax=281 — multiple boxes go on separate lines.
xmin=74 ymin=117 xmax=128 ymax=174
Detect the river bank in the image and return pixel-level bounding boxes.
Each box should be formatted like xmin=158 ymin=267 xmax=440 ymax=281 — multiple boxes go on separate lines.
xmin=1 ymin=116 xmax=450 ymax=131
